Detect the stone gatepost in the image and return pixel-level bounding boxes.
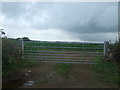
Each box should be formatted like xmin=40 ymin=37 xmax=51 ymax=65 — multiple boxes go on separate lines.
xmin=104 ymin=41 xmax=109 ymax=57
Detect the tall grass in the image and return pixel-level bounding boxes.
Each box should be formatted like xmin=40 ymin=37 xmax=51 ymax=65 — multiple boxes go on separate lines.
xmin=91 ymin=57 xmax=119 ymax=88
xmin=2 ymin=38 xmax=40 ymax=76
xmin=2 ymin=38 xmax=20 ymax=76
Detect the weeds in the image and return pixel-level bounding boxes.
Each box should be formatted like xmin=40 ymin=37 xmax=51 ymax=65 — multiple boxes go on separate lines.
xmin=2 ymin=38 xmax=40 ymax=76
xmin=55 ymin=63 xmax=73 ymax=77
xmin=91 ymin=57 xmax=119 ymax=87
xmin=3 ymin=57 xmax=40 ymax=76
xmin=109 ymin=43 xmax=120 ymax=64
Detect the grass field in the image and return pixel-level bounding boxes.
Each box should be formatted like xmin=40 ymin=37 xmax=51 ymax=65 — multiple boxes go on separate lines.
xmin=24 ymin=41 xmax=104 ymax=52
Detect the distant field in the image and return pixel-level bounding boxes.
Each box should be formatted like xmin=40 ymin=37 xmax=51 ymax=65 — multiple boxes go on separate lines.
xmin=24 ymin=41 xmax=104 ymax=52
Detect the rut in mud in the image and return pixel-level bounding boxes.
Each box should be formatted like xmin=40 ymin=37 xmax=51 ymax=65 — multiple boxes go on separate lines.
xmin=3 ymin=62 xmax=115 ymax=88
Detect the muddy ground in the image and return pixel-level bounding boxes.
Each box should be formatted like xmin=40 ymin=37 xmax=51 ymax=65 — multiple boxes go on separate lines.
xmin=3 ymin=62 xmax=116 ymax=88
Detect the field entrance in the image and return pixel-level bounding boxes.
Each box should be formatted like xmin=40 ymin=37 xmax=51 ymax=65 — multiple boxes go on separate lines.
xmin=24 ymin=41 xmax=104 ymax=64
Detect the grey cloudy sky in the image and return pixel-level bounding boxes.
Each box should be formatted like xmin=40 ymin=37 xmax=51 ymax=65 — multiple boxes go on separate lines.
xmin=1 ymin=2 xmax=118 ymax=42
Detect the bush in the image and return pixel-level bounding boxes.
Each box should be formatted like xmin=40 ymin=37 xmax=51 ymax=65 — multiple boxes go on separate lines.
xmin=22 ymin=37 xmax=30 ymax=41
xmin=2 ymin=38 xmax=22 ymax=76
xmin=109 ymin=43 xmax=120 ymax=64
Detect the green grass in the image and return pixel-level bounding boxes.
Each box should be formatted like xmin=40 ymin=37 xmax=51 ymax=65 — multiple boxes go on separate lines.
xmin=24 ymin=41 xmax=104 ymax=54
xmin=91 ymin=57 xmax=119 ymax=88
xmin=55 ymin=63 xmax=73 ymax=77
xmin=15 ymin=57 xmax=40 ymax=68
xmin=2 ymin=57 xmax=40 ymax=77
xmin=24 ymin=41 xmax=103 ymax=48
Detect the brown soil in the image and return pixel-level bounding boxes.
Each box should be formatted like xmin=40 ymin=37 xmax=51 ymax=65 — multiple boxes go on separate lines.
xmin=3 ymin=62 xmax=115 ymax=88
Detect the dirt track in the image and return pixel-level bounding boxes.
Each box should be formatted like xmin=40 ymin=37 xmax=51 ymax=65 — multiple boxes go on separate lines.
xmin=16 ymin=62 xmax=115 ymax=88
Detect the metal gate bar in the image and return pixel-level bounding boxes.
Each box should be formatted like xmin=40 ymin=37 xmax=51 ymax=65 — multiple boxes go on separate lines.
xmin=24 ymin=41 xmax=104 ymax=64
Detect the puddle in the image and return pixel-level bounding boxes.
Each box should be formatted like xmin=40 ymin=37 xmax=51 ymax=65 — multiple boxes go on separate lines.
xmin=23 ymin=81 xmax=34 ymax=87
xmin=2 ymin=79 xmax=26 ymax=88
xmin=3 ymin=79 xmax=35 ymax=88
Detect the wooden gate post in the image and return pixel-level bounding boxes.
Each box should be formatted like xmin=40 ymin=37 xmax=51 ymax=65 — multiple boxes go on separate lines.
xmin=104 ymin=41 xmax=109 ymax=57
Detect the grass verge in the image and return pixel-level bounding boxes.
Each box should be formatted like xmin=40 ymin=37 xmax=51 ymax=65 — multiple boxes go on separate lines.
xmin=2 ymin=57 xmax=40 ymax=77
xmin=91 ymin=57 xmax=119 ymax=88
xmin=55 ymin=63 xmax=73 ymax=77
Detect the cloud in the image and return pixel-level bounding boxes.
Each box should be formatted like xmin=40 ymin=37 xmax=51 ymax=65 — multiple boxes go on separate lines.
xmin=1 ymin=2 xmax=118 ymax=42
xmin=5 ymin=28 xmax=80 ymax=41
xmin=75 ymin=32 xmax=118 ymax=42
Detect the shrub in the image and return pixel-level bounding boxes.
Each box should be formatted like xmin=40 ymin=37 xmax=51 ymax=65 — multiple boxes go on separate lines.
xmin=91 ymin=57 xmax=119 ymax=87
xmin=22 ymin=37 xmax=30 ymax=41
xmin=109 ymin=43 xmax=120 ymax=64
xmin=2 ymin=38 xmax=22 ymax=75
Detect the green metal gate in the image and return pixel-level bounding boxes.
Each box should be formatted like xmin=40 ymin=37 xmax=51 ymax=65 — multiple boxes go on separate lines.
xmin=24 ymin=41 xmax=104 ymax=64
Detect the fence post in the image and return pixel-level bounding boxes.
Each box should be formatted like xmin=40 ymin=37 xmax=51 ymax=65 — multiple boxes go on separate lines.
xmin=104 ymin=41 xmax=109 ymax=57
xmin=21 ymin=38 xmax=24 ymax=59
xmin=0 ymin=36 xmax=2 ymax=89
xmin=62 ymin=42 xmax=63 ymax=56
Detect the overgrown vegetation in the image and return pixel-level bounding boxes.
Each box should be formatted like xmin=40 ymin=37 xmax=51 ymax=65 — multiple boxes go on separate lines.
xmin=91 ymin=57 xmax=119 ymax=88
xmin=2 ymin=38 xmax=39 ymax=76
xmin=2 ymin=38 xmax=20 ymax=76
xmin=109 ymin=43 xmax=120 ymax=64
xmin=55 ymin=63 xmax=73 ymax=77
